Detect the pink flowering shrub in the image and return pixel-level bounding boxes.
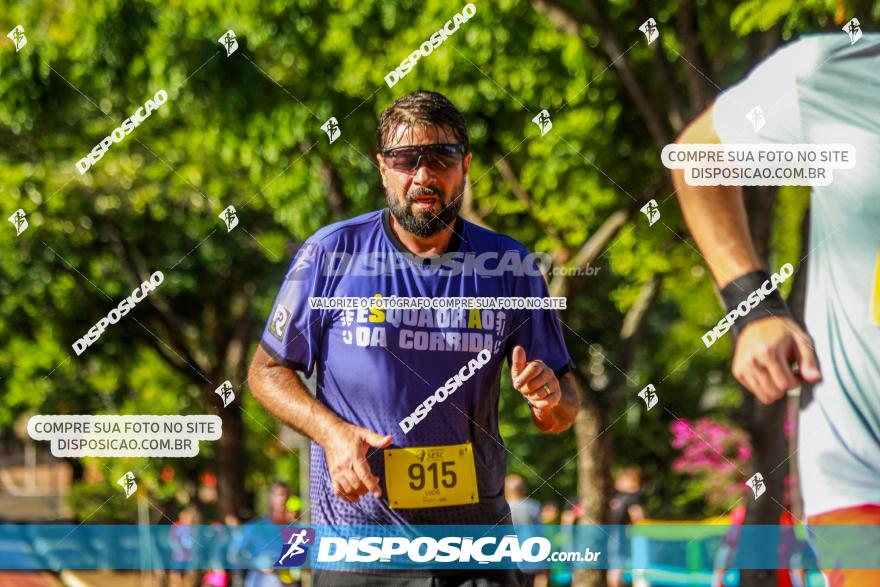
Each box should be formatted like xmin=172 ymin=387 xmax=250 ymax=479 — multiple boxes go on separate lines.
xmin=670 ymin=418 xmax=752 ymax=509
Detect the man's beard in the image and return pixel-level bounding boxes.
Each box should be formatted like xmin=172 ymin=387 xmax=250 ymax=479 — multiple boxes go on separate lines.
xmin=386 ymin=181 xmax=464 ymax=238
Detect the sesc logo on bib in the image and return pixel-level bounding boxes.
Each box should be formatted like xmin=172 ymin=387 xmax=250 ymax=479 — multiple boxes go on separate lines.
xmin=276 ymin=527 xmax=315 ymax=568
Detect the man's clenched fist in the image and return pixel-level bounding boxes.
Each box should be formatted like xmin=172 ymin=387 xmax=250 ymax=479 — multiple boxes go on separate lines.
xmin=732 ymin=316 xmax=823 ymax=404
xmin=510 ymin=345 xmax=561 ymax=411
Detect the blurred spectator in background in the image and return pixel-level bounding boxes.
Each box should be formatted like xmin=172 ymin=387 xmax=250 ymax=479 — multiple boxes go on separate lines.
xmin=607 ymin=466 xmax=644 ymax=587
xmin=278 ymin=494 xmax=305 ymax=587
xmin=541 ymin=502 xmax=560 ymax=526
xmin=711 ymin=505 xmax=809 ymax=587
xmin=506 ymin=474 xmax=541 ymax=526
xmin=609 ymin=466 xmax=645 ymax=526
xmin=169 ymin=505 xmax=199 ymax=587
xmin=505 ymin=475 xmax=545 ymax=586
xmin=550 ymin=502 xmax=581 ymax=587
xmin=231 ymin=481 xmax=302 ymax=587
xmin=224 ymin=515 xmax=244 ymax=587
xmin=203 ymin=514 xmax=237 ymax=587
xmin=264 ymin=481 xmax=292 ymax=527
xmin=711 ymin=504 xmax=746 ymax=587
xmin=538 ymin=502 xmax=569 ymax=587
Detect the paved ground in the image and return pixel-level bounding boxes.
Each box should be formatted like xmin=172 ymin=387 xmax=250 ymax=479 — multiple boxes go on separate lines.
xmin=0 ymin=572 xmax=63 ymax=587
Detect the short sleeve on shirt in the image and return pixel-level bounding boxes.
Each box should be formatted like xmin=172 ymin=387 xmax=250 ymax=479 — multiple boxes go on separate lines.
xmin=713 ymin=37 xmax=826 ymax=145
xmin=504 ymin=250 xmax=574 ymax=379
xmin=259 ymin=240 xmax=328 ymax=376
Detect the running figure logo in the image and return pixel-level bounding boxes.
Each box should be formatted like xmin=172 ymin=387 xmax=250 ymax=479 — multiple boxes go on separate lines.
xmin=532 ymin=110 xmax=552 ymax=136
xmin=842 ymin=18 xmax=862 ymax=45
xmin=215 ymin=380 xmax=236 ymax=408
xmin=275 ymin=528 xmax=315 ymax=568
xmin=7 ymin=25 xmax=26 ymax=52
xmin=745 ymin=105 xmax=765 ymax=132
xmin=746 ymin=472 xmax=766 ymax=499
xmin=288 ymin=241 xmax=319 ymax=283
xmin=638 ymin=383 xmax=658 ymax=411
xmin=219 ymin=205 xmax=239 ymax=232
xmin=8 ymin=209 xmax=28 ymax=236
xmin=218 ymin=30 xmax=238 ymax=56
xmin=639 ymin=18 xmax=659 ymax=45
xmin=640 ymin=199 xmax=660 ymax=226
xmin=118 ymin=471 xmax=137 ymax=498
xmin=321 ymin=117 xmax=341 ymax=144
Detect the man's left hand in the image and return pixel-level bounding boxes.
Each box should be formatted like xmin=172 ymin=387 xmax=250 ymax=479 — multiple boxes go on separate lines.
xmin=510 ymin=345 xmax=561 ymax=411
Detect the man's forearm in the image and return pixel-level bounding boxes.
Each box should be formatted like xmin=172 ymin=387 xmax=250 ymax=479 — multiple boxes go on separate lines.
xmin=247 ymin=346 xmax=345 ymax=448
xmin=673 ymin=104 xmax=763 ymax=287
xmin=674 ymin=175 xmax=762 ymax=286
xmin=532 ymin=372 xmax=579 ymax=433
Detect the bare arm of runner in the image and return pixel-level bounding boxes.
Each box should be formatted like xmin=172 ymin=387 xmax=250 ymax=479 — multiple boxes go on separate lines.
xmin=248 ymin=345 xmax=392 ymax=503
xmin=510 ymin=345 xmax=579 ymax=433
xmin=673 ymin=103 xmax=822 ymax=404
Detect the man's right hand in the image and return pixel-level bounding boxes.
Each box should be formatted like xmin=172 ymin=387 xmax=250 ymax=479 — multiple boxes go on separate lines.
xmin=322 ymin=423 xmax=392 ymax=503
xmin=731 ymin=316 xmax=823 ymax=404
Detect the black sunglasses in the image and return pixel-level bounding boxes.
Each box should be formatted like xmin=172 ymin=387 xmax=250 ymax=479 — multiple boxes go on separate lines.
xmin=380 ymin=143 xmax=466 ymax=173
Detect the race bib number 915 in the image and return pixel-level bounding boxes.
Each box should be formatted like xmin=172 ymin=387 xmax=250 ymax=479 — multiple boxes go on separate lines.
xmin=384 ymin=442 xmax=479 ymax=509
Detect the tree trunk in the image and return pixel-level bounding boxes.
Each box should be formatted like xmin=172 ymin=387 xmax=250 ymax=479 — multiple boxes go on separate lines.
xmin=568 ymin=271 xmax=658 ymax=587
xmin=215 ymin=403 xmax=248 ymax=519
xmin=739 ymin=185 xmax=784 ymax=587
xmin=574 ymin=371 xmax=613 ymax=587
xmin=739 ymin=394 xmax=788 ymax=586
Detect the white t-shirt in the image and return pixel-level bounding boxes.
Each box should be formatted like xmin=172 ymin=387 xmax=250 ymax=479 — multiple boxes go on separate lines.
xmin=713 ymin=33 xmax=880 ymax=517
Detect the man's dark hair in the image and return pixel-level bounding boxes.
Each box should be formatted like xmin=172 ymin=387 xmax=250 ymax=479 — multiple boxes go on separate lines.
xmin=270 ymin=480 xmax=290 ymax=492
xmin=377 ymin=90 xmax=469 ymax=152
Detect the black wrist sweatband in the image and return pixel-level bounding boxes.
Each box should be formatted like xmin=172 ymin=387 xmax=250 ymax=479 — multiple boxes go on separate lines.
xmin=719 ymin=269 xmax=792 ymax=338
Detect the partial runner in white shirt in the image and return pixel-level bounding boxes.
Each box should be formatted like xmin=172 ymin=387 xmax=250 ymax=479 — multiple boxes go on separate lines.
xmin=673 ymin=31 xmax=880 ymax=584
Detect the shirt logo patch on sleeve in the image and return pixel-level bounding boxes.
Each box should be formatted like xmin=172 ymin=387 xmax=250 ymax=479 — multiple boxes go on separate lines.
xmin=289 ymin=242 xmax=319 ymax=281
xmin=269 ymin=304 xmax=292 ymax=341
